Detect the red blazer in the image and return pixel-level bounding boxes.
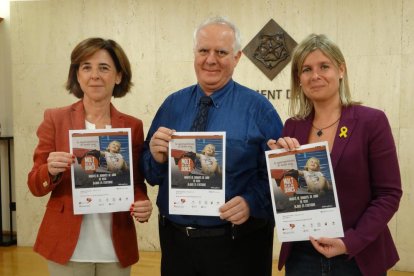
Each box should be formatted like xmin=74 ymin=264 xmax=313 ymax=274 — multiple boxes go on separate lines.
xmin=277 ymin=105 xmax=402 ymax=276
xmin=28 ymin=100 xmax=148 ymax=267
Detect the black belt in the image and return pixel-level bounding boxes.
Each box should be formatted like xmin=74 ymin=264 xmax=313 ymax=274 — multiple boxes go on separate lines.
xmin=159 ymin=215 xmax=231 ymax=238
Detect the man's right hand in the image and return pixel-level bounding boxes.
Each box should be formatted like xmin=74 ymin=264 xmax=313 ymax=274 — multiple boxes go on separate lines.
xmin=149 ymin=127 xmax=175 ymax=163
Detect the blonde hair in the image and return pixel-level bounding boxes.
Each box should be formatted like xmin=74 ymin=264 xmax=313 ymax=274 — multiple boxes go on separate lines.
xmin=201 ymin=144 xmax=216 ymax=155
xmin=304 ymin=157 xmax=320 ymax=171
xmin=107 ymin=140 xmax=121 ymax=152
xmin=289 ymin=34 xmax=359 ymax=119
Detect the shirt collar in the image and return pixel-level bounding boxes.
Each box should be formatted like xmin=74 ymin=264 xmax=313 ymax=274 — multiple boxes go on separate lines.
xmin=195 ymin=79 xmax=234 ymax=108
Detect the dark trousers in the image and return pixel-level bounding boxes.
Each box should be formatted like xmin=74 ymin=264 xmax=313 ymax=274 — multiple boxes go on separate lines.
xmin=158 ymin=216 xmax=274 ymax=276
xmin=285 ymin=241 xmax=387 ymax=276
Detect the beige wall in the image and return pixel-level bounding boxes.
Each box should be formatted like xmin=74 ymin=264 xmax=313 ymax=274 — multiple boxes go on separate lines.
xmin=0 ymin=0 xmax=16 ymax=236
xmin=2 ymin=0 xmax=413 ymax=272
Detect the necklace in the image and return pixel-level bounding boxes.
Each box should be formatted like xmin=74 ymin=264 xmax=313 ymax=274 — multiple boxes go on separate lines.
xmin=312 ymin=117 xmax=341 ymax=137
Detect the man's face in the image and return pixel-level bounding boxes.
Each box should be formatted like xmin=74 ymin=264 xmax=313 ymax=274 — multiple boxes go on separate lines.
xmin=194 ymin=24 xmax=241 ymax=95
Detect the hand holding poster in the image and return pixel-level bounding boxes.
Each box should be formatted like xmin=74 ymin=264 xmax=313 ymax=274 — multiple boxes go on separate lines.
xmin=69 ymin=128 xmax=134 ymax=214
xmin=169 ymin=132 xmax=226 ymax=216
xmin=266 ymin=141 xmax=344 ymax=242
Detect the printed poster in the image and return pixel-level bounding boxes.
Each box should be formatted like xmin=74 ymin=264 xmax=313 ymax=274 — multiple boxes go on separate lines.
xmin=266 ymin=141 xmax=344 ymax=242
xmin=169 ymin=132 xmax=226 ymax=216
xmin=69 ymin=128 xmax=134 ymax=214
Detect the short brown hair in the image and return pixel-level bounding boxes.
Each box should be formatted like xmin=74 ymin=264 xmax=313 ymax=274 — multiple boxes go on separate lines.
xmin=66 ymin=38 xmax=133 ymax=98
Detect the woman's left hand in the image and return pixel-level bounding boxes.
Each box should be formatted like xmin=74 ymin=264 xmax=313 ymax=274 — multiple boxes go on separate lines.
xmin=130 ymin=200 xmax=153 ymax=223
xmin=309 ymin=236 xmax=348 ymax=258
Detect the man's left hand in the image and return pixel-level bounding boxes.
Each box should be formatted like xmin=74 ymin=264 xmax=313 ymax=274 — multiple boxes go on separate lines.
xmin=219 ymin=196 xmax=250 ymax=225
xmin=309 ymin=236 xmax=348 ymax=258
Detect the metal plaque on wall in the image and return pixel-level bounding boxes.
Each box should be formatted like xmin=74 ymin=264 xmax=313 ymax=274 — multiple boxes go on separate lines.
xmin=243 ymin=19 xmax=297 ymax=81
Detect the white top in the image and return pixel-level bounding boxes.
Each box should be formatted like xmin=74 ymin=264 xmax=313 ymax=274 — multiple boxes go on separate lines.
xmin=70 ymin=121 xmax=118 ymax=262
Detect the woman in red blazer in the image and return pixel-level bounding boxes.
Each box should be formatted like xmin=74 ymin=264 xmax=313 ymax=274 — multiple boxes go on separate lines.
xmin=28 ymin=38 xmax=152 ymax=276
xmin=268 ymin=34 xmax=402 ymax=276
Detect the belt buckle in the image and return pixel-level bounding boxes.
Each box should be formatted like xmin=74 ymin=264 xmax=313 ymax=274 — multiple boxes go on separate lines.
xmin=185 ymin=226 xmax=196 ymax=237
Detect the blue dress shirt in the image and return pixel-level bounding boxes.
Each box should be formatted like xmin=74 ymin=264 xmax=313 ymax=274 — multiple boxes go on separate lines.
xmin=141 ymin=79 xmax=283 ymax=226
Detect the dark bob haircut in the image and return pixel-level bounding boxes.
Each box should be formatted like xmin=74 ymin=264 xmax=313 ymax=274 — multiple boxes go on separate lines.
xmin=66 ymin=38 xmax=133 ymax=98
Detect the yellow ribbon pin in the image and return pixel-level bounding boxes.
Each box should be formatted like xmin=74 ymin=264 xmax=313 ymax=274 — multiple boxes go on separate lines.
xmin=339 ymin=126 xmax=348 ymax=138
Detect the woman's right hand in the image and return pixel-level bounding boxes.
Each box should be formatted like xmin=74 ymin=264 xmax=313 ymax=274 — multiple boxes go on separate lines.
xmin=47 ymin=152 xmax=74 ymax=176
xmin=267 ymin=137 xmax=301 ymax=151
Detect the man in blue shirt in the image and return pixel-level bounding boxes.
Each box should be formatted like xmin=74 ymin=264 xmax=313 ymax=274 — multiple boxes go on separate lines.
xmin=141 ymin=16 xmax=283 ymax=276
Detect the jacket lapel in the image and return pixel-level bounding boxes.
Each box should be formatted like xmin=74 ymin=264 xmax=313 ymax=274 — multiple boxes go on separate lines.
xmin=331 ymin=106 xmax=357 ymax=170
xmin=70 ymin=100 xmax=86 ymax=130
xmin=109 ymin=103 xmax=125 ymax=128
xmin=297 ymin=118 xmax=313 ymax=143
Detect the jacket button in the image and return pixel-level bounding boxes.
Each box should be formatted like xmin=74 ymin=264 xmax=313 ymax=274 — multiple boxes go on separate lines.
xmin=43 ymin=181 xmax=48 ymax=188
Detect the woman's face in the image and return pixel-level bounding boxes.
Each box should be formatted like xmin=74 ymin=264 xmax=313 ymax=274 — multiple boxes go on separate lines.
xmin=77 ymin=49 xmax=121 ymax=103
xmin=299 ymin=49 xmax=344 ymax=104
